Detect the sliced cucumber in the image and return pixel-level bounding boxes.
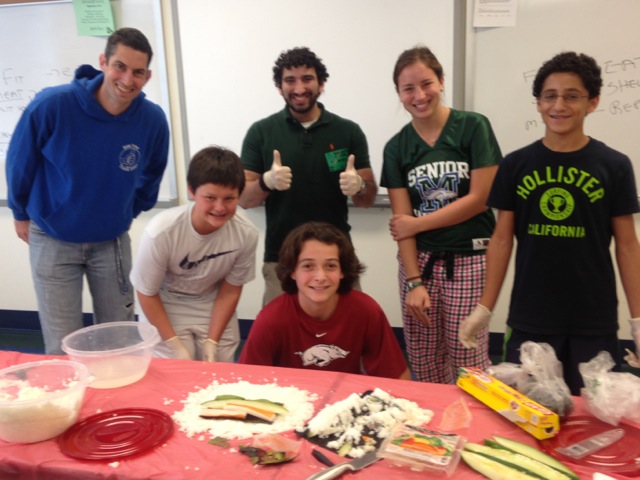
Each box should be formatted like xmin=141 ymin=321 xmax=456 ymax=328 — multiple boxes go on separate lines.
xmin=337 ymin=441 xmax=352 ymax=457
xmin=491 ymin=435 xmax=579 ymax=480
xmin=465 ymin=443 xmax=571 ymax=480
xmin=461 ymin=451 xmax=543 ymax=480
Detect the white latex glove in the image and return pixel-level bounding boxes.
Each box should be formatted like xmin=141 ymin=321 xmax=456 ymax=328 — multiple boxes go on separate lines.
xmin=165 ymin=336 xmax=192 ymax=360
xmin=202 ymin=338 xmax=218 ymax=363
xmin=339 ymin=154 xmax=364 ymax=197
xmin=459 ymin=304 xmax=492 ymax=349
xmin=623 ymin=317 xmax=640 ymax=368
xmin=263 ymin=150 xmax=292 ymax=191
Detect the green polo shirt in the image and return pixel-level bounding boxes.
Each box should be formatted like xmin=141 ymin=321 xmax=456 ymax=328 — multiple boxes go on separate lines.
xmin=241 ymin=104 xmax=370 ymax=261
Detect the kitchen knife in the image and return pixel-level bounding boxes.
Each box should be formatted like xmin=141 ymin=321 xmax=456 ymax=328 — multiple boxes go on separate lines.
xmin=556 ymin=428 xmax=624 ymax=460
xmin=306 ymin=450 xmax=380 ymax=480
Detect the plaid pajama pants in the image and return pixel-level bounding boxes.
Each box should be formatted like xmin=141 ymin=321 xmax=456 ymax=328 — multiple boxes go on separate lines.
xmin=398 ymin=250 xmax=491 ymax=383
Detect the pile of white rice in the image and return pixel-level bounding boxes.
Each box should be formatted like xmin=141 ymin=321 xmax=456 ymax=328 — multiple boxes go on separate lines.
xmin=172 ymin=380 xmax=317 ymax=440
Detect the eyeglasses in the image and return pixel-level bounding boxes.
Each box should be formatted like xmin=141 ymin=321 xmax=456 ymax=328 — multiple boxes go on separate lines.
xmin=539 ymin=92 xmax=589 ymax=104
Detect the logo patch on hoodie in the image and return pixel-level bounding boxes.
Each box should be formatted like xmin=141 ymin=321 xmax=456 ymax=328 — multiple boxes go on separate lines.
xmin=119 ymin=144 xmax=141 ymax=172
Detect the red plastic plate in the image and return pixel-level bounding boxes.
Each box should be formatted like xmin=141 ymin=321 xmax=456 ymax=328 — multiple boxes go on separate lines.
xmin=539 ymin=416 xmax=640 ymax=476
xmin=58 ymin=408 xmax=173 ymax=460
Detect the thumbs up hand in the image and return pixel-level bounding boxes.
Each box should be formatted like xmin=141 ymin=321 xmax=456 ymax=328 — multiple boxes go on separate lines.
xmin=263 ymin=150 xmax=292 ymax=191
xmin=339 ymin=154 xmax=365 ymax=196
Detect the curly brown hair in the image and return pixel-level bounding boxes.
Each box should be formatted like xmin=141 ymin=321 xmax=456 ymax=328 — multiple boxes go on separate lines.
xmin=532 ymin=52 xmax=602 ymax=99
xmin=276 ymin=222 xmax=364 ymax=294
xmin=272 ymin=47 xmax=329 ymax=89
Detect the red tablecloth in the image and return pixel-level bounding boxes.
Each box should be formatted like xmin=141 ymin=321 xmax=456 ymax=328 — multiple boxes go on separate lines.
xmin=0 ymin=351 xmax=635 ymax=479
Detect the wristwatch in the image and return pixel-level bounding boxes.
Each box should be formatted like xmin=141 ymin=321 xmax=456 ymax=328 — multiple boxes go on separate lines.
xmin=356 ymin=178 xmax=367 ymax=196
xmin=258 ymin=174 xmax=272 ymax=192
xmin=406 ymin=280 xmax=424 ymax=291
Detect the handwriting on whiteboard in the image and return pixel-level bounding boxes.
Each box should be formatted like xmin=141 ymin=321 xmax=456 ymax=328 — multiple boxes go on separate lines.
xmin=519 ymin=55 xmax=640 ymax=132
xmin=0 ymin=66 xmax=76 ymax=159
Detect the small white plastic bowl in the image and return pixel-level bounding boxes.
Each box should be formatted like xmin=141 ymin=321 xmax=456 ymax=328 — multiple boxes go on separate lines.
xmin=0 ymin=359 xmax=90 ymax=443
xmin=61 ymin=321 xmax=160 ymax=389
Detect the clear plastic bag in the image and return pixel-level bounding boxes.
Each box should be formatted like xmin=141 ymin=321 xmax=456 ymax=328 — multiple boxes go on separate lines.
xmin=579 ymin=350 xmax=640 ymax=426
xmin=517 ymin=342 xmax=574 ymax=417
xmin=485 ymin=362 xmax=527 ymax=388
xmin=486 ymin=342 xmax=574 ymax=417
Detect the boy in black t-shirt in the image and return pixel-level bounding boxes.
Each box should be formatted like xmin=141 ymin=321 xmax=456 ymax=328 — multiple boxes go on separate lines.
xmin=459 ymin=52 xmax=640 ymax=394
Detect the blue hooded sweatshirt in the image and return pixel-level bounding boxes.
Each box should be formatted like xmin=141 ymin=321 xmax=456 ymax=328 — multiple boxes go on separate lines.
xmin=6 ymin=65 xmax=170 ymax=242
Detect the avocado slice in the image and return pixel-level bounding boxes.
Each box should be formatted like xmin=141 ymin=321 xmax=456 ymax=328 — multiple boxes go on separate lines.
xmin=201 ymin=394 xmax=247 ymax=408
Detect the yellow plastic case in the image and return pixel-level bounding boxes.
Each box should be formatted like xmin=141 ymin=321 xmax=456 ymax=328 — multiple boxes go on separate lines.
xmin=456 ymin=366 xmax=559 ymax=440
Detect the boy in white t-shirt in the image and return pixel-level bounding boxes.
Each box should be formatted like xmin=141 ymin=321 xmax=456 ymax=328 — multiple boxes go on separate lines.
xmin=130 ymin=146 xmax=259 ymax=362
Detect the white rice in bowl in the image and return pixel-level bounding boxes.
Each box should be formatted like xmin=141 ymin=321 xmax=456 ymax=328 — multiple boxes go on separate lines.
xmin=0 ymin=378 xmax=84 ymax=443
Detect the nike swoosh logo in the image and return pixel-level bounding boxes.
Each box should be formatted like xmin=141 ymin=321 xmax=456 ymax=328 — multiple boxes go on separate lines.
xmin=179 ymin=250 xmax=236 ymax=270
xmin=315 ymin=332 xmax=327 ymax=338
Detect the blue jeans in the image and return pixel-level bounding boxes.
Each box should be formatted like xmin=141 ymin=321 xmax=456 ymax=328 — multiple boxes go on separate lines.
xmin=29 ymin=223 xmax=134 ymax=354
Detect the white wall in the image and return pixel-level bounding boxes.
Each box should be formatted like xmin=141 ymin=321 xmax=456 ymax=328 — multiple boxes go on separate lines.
xmin=174 ymin=0 xmax=456 ymax=196
xmin=0 ymin=204 xmax=635 ymax=340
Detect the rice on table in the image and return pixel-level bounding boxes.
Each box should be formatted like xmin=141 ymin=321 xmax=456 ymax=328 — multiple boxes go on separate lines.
xmin=172 ymin=380 xmax=317 ymax=440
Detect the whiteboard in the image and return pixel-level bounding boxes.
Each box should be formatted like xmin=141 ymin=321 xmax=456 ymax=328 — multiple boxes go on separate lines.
xmin=468 ymin=0 xmax=640 ymax=188
xmin=175 ymin=0 xmax=455 ymax=194
xmin=0 ymin=0 xmax=176 ymax=203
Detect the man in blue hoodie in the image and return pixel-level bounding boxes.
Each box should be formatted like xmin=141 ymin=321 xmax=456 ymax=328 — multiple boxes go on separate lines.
xmin=6 ymin=28 xmax=170 ymax=354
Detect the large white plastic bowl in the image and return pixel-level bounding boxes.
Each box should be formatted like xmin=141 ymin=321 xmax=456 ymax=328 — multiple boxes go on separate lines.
xmin=0 ymin=359 xmax=90 ymax=443
xmin=61 ymin=321 xmax=160 ymax=389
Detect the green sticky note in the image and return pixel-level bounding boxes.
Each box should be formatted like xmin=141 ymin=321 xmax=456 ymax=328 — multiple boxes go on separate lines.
xmin=72 ymin=0 xmax=116 ymax=37
xmin=325 ymin=148 xmax=349 ymax=173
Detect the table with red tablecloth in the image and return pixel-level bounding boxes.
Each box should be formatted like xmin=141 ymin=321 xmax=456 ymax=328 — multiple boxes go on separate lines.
xmin=0 ymin=351 xmax=636 ymax=479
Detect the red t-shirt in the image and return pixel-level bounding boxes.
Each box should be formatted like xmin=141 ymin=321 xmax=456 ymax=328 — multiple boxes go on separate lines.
xmin=238 ymin=290 xmax=407 ymax=378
